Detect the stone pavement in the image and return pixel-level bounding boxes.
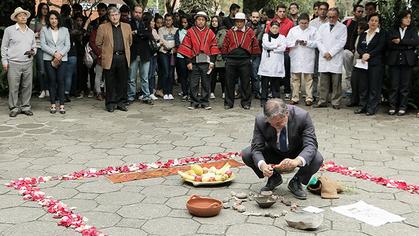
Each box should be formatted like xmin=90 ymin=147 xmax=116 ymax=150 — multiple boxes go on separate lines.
xmin=0 ymin=95 xmax=419 ymax=236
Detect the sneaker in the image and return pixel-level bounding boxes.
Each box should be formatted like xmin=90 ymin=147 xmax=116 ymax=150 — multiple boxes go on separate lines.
xmin=178 ymin=92 xmax=183 ymax=96
xmin=88 ymin=91 xmax=94 ymax=98
xmin=182 ymin=95 xmax=188 ymax=101
xmin=163 ymin=94 xmax=170 ymax=100
xmin=168 ymin=94 xmax=174 ymax=100
xmin=187 ymin=105 xmax=196 ymax=110
xmin=284 ymin=93 xmax=291 ymax=100
xmin=222 ymin=93 xmax=225 ymax=99
xmin=39 ymin=91 xmax=46 ymax=98
xmin=210 ymin=93 xmax=216 ymax=99
xmin=77 ymin=92 xmax=84 ymax=99
xmin=143 ymin=99 xmax=154 ymax=105
xmin=150 ymin=94 xmax=158 ymax=100
xmin=138 ymin=95 xmax=144 ymax=100
xmin=45 ymin=90 xmax=50 ymax=97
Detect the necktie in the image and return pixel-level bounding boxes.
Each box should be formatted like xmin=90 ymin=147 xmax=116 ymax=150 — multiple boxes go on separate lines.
xmin=279 ymin=128 xmax=288 ymax=152
xmin=330 ymin=24 xmax=335 ymax=31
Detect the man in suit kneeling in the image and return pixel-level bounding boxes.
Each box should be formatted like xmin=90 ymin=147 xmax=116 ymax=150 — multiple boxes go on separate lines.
xmin=242 ymin=98 xmax=323 ymax=199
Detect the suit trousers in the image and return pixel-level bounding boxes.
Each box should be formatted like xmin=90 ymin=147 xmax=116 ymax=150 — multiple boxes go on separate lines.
xmin=241 ymin=146 xmax=323 ymax=185
xmin=291 ymin=73 xmax=313 ymax=103
xmin=260 ymin=76 xmax=281 ymax=106
xmin=8 ymin=61 xmax=33 ymax=112
xmin=189 ymin=63 xmax=211 ymax=107
xmin=350 ymin=67 xmax=362 ymax=105
xmin=103 ymin=55 xmax=128 ymax=109
xmin=358 ymin=65 xmax=383 ymax=114
xmin=389 ymin=65 xmax=413 ymax=111
xmin=318 ymin=72 xmax=342 ymax=106
xmin=225 ymin=58 xmax=252 ymax=108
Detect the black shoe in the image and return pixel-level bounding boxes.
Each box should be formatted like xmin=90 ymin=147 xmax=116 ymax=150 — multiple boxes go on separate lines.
xmin=305 ymin=101 xmax=313 ymax=106
xmin=107 ymin=107 xmax=115 ymax=112
xmin=224 ymin=105 xmax=233 ymax=110
xmin=366 ymin=112 xmax=375 ymax=116
xmin=65 ymin=95 xmax=71 ymax=103
xmin=116 ymin=105 xmax=128 ymax=112
xmin=143 ymin=99 xmax=154 ymax=105
xmin=313 ymin=103 xmax=327 ymax=108
xmin=9 ymin=110 xmax=19 ymax=117
xmin=346 ymin=102 xmax=357 ymax=107
xmin=332 ymin=105 xmax=340 ymax=110
xmin=388 ymin=109 xmax=396 ymax=115
xmin=22 ymin=110 xmax=33 ymax=116
xmin=354 ymin=108 xmax=366 ymax=114
xmin=288 ymin=176 xmax=307 ymax=200
xmin=260 ymin=171 xmax=283 ymax=192
xmin=242 ymin=105 xmax=250 ymax=110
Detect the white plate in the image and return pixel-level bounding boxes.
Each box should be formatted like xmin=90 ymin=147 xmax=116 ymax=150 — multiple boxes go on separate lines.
xmin=182 ymin=173 xmax=236 ymax=186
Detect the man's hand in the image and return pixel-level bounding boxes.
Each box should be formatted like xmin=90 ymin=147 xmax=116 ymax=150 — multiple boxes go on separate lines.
xmin=208 ymin=63 xmax=214 ymax=70
xmin=362 ymin=53 xmax=370 ymax=62
xmin=2 ymin=64 xmax=8 ymax=72
xmin=54 ymin=52 xmax=63 ymax=61
xmin=276 ymin=158 xmax=301 ymax=172
xmin=187 ymin=63 xmax=193 ymax=71
xmin=392 ymin=38 xmax=400 ymax=44
xmin=260 ymin=162 xmax=273 ymax=177
xmin=323 ymin=52 xmax=332 ymax=60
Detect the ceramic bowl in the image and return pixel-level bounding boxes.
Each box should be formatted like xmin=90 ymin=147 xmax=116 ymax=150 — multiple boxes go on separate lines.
xmin=254 ymin=196 xmax=277 ymax=208
xmin=186 ymin=195 xmax=222 ymax=217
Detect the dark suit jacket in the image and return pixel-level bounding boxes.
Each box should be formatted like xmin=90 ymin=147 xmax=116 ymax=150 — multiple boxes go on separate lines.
xmin=386 ymin=27 xmax=419 ymax=66
xmin=357 ymin=29 xmax=387 ymax=66
xmin=251 ymin=105 xmax=318 ymax=166
xmin=130 ymin=19 xmax=153 ymax=62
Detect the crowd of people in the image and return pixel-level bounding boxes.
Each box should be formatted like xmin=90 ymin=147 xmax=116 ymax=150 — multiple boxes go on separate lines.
xmin=1 ymin=2 xmax=419 ymax=117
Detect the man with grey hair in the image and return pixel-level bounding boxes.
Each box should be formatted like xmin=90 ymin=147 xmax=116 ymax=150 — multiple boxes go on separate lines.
xmin=242 ymin=98 xmax=323 ymax=199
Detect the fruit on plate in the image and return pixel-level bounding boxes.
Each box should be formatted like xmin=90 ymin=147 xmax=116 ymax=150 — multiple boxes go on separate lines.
xmin=178 ymin=163 xmax=233 ymax=182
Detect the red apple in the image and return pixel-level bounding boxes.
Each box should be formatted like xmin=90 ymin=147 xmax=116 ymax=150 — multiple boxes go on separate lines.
xmin=194 ymin=176 xmax=202 ymax=182
xmin=225 ymin=170 xmax=233 ymax=177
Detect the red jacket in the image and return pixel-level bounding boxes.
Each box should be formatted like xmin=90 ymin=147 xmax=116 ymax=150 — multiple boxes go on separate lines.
xmin=222 ymin=27 xmax=261 ymax=56
xmin=178 ymin=26 xmax=220 ymax=60
xmin=265 ymin=17 xmax=294 ymax=36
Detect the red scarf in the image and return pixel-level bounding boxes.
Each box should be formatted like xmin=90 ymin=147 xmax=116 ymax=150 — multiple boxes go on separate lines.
xmin=178 ymin=26 xmax=220 ymax=59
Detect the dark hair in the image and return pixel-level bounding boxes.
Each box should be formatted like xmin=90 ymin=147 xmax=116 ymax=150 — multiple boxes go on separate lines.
xmin=266 ymin=9 xmax=275 ymax=19
xmin=353 ymin=4 xmax=364 ymax=12
xmin=61 ymin=4 xmax=71 ymax=17
xmin=154 ymin=13 xmax=163 ymax=22
xmin=395 ymin=9 xmax=412 ymax=28
xmin=276 ymin=3 xmax=287 ymax=11
xmin=119 ymin=4 xmax=130 ymax=13
xmin=329 ymin=7 xmax=340 ymax=17
xmin=108 ymin=4 xmax=117 ymax=8
xmin=210 ymin=16 xmax=225 ymax=32
xmin=97 ymin=3 xmax=107 ymax=10
xmin=73 ymin=13 xmax=84 ymax=20
xmin=72 ymin=3 xmax=83 ymax=12
xmin=313 ymin=1 xmax=321 ymax=9
xmin=219 ymin=12 xmax=225 ymax=17
xmin=179 ymin=14 xmax=190 ymax=29
xmin=36 ymin=2 xmax=49 ymax=18
xmin=46 ymin=10 xmax=62 ymax=28
xmin=357 ymin=19 xmax=368 ymax=32
xmin=298 ymin=13 xmax=310 ymax=22
xmin=365 ymin=2 xmax=377 ymax=9
xmin=289 ymin=2 xmax=299 ymax=10
xmin=318 ymin=2 xmax=329 ymax=9
xmin=366 ymin=12 xmax=381 ymax=23
xmin=229 ymin=3 xmax=241 ymax=12
xmin=164 ymin=13 xmax=173 ymax=19
xmin=142 ymin=12 xmax=153 ymax=31
xmin=98 ymin=15 xmax=108 ymax=25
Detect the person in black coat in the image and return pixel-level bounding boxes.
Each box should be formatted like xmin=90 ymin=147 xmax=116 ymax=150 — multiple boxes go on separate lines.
xmin=354 ymin=13 xmax=387 ymax=116
xmin=128 ymin=6 xmax=154 ymax=104
xmin=387 ymin=10 xmax=419 ymax=116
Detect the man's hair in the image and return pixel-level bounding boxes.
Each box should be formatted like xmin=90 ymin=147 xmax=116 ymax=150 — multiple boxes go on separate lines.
xmin=107 ymin=6 xmax=120 ymax=15
xmin=72 ymin=3 xmax=83 ymax=12
xmin=264 ymin=99 xmax=288 ymax=118
xmin=313 ymin=1 xmax=321 ymax=9
xmin=318 ymin=2 xmax=329 ymax=9
xmin=97 ymin=3 xmax=107 ymax=10
xmin=353 ymin=4 xmax=364 ymax=12
xmin=365 ymin=2 xmax=377 ymax=9
xmin=328 ymin=7 xmax=340 ymax=17
xmin=132 ymin=4 xmax=143 ymax=12
xmin=289 ymin=2 xmax=299 ymax=10
xmin=266 ymin=9 xmax=275 ymax=19
xmin=119 ymin=4 xmax=130 ymax=14
xmin=230 ymin=3 xmax=241 ymax=12
xmin=298 ymin=13 xmax=310 ymax=22
xmin=164 ymin=13 xmax=173 ymax=19
xmin=276 ymin=3 xmax=287 ymax=11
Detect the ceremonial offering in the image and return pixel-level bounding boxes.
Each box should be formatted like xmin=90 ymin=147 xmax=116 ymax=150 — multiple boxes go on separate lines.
xmin=254 ymin=196 xmax=277 ymax=208
xmin=178 ymin=163 xmax=235 ymax=186
xmin=186 ymin=195 xmax=222 ymax=217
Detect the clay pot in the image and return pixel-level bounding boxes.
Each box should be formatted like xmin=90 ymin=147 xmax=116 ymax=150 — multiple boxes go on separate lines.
xmin=254 ymin=196 xmax=277 ymax=208
xmin=186 ymin=195 xmax=222 ymax=217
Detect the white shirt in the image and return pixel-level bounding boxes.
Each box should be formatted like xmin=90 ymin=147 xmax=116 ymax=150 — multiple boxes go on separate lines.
xmin=51 ymin=29 xmax=59 ymax=44
xmin=287 ymin=25 xmax=317 ymax=73
xmin=399 ymin=27 xmax=407 ymax=39
xmin=365 ymin=28 xmax=380 ymax=45
xmin=309 ymin=17 xmax=327 ymax=29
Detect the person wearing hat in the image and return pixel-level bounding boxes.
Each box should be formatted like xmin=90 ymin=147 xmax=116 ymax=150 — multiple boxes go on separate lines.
xmin=222 ymin=12 xmax=261 ymax=110
xmin=1 ymin=7 xmax=36 ymax=117
xmin=178 ymin=11 xmax=220 ymax=110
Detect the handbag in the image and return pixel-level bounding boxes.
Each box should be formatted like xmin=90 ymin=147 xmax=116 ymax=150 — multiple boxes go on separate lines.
xmin=149 ymin=39 xmax=159 ymax=54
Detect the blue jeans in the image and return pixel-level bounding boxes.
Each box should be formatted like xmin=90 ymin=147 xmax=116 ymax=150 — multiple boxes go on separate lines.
xmin=45 ymin=60 xmax=67 ymax=105
xmin=65 ymin=56 xmax=77 ymax=95
xmin=35 ymin=49 xmax=48 ymax=91
xmin=148 ymin=55 xmax=157 ymax=93
xmin=251 ymin=56 xmax=261 ymax=96
xmin=128 ymin=56 xmax=151 ymax=101
xmin=158 ymin=52 xmax=174 ymax=95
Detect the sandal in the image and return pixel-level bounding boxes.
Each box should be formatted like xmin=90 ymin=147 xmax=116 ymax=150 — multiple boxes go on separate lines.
xmin=59 ymin=106 xmax=66 ymax=114
xmin=50 ymin=106 xmax=56 ymax=114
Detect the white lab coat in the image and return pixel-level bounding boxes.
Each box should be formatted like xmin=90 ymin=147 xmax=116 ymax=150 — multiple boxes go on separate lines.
xmin=287 ymin=25 xmax=317 ymax=74
xmin=315 ymin=22 xmax=347 ymax=73
xmin=258 ymin=33 xmax=287 ymax=78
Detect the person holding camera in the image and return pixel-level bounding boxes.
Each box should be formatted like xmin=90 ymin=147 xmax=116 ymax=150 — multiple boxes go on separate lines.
xmin=1 ymin=7 xmax=36 ymax=117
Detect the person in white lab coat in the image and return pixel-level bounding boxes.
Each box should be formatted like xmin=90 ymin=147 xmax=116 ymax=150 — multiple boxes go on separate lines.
xmin=314 ymin=7 xmax=347 ymax=109
xmin=287 ymin=13 xmax=317 ymax=106
xmin=258 ymin=21 xmax=287 ymax=107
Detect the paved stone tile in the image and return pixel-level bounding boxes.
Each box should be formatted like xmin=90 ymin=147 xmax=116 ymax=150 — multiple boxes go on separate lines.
xmin=117 ymin=203 xmax=171 ymax=219
xmin=141 ymin=185 xmax=189 ymax=198
xmin=0 ymin=207 xmax=45 ymax=224
xmin=81 ymin=211 xmax=121 ymax=228
xmin=116 ymin=218 xmax=146 ymax=228
xmin=193 ymin=209 xmax=247 ymax=225
xmin=142 ymin=217 xmax=200 ymax=235
xmin=76 ymin=179 xmax=122 ymax=194
xmin=197 ymin=224 xmax=228 ymax=235
xmin=1 ymin=221 xmax=75 ymax=236
xmin=101 ymin=227 xmax=147 ymax=236
xmin=96 ymin=192 xmax=145 ymax=206
xmin=226 ymin=223 xmax=285 ymax=236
